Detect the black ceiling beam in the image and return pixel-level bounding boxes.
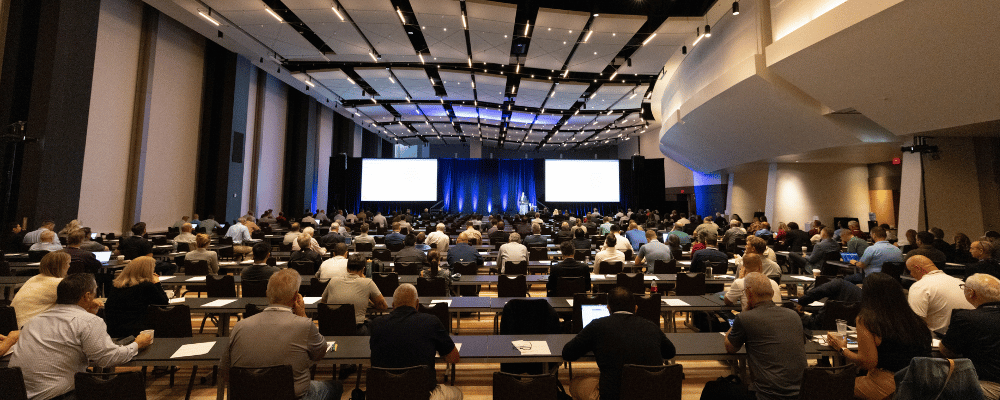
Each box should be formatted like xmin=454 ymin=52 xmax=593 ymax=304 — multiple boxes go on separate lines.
xmin=340 ymin=98 xmax=636 ymax=117
xmin=339 ymin=67 xmax=380 ymax=98
xmin=261 ymin=0 xmax=334 ymax=54
xmin=389 ymin=0 xmax=431 ymax=57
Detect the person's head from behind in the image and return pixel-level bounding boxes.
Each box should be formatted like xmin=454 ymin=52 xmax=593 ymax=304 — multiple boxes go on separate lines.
xmin=931 ymin=227 xmax=945 ymax=240
xmin=870 ymin=226 xmax=887 ymax=241
xmin=457 ymin=231 xmax=470 ymax=244
xmin=56 ymin=273 xmax=97 ymax=305
xmin=673 ymin=223 xmax=683 ymax=231
xmin=610 ymin=225 xmax=621 ymax=234
xmin=131 ymin=222 xmax=146 ymax=236
xmin=703 ymin=216 xmax=713 ymax=224
xmin=745 ymin=236 xmax=766 ymax=255
xmin=181 ymin=223 xmax=193 ymax=233
xmin=972 ymin=240 xmax=994 ymax=260
xmin=741 ymin=254 xmax=763 ymax=276
xmin=290 ymin=222 xmax=300 ymax=232
xmin=331 ymin=243 xmax=347 ymax=257
xmin=607 ymin=286 xmax=636 ymax=313
xmin=702 ymin=231 xmax=718 ymax=247
xmin=628 ymin=221 xmax=638 ymax=231
xmin=645 ymin=229 xmax=657 ymax=242
xmin=416 ymin=232 xmax=426 ymax=243
xmin=743 ymin=272 xmax=773 ymax=308
xmin=574 ymin=229 xmax=586 ymax=239
xmin=41 ymin=220 xmax=55 ymax=230
xmin=787 ymin=222 xmax=799 ymax=231
xmin=404 ymin=234 xmax=417 ymax=247
xmin=331 ymin=222 xmax=340 ymax=232
xmin=916 ymin=231 xmax=934 ymax=246
xmin=296 ymin=234 xmax=312 ymax=251
xmin=667 ymin=234 xmax=680 ymax=248
xmin=267 ymin=268 xmax=300 ymax=305
xmin=605 ymin=233 xmax=617 ymax=249
xmin=858 ymin=272 xmax=930 ymax=343
xmin=347 ymin=254 xmax=366 ymax=274
xmin=252 ymin=242 xmax=271 ymax=263
xmin=302 ymin=227 xmax=315 ymax=238
xmin=820 ymin=227 xmax=834 ymax=239
xmin=67 ymin=229 xmax=86 ymax=246
xmin=532 ymin=223 xmax=541 ymax=235
xmin=114 ymin=256 xmax=156 ymax=288
xmin=905 ymin=255 xmax=937 ymax=280
xmin=393 ymin=283 xmax=419 ymax=309
xmin=39 ymin=251 xmax=70 ymax=278
xmin=964 ymin=273 xmax=1000 ymax=307
xmin=508 ymin=232 xmax=521 ymax=244
xmin=196 ymin=233 xmax=210 ymax=249
xmin=730 ymin=220 xmax=742 ymax=229
xmin=955 ymin=233 xmax=971 ymax=251
xmin=436 ymin=223 xmax=445 ymax=232
xmin=560 ymin=241 xmax=575 ymax=257
xmin=39 ymin=230 xmax=56 ymax=244
xmin=496 ymin=221 xmax=504 ymax=230
xmin=904 ymin=229 xmax=917 ymax=243
xmin=466 ymin=221 xmax=475 ymax=230
xmin=561 ymin=222 xmax=570 ymax=232
xmin=840 ymin=229 xmax=854 ymax=243
xmin=427 ymin=250 xmax=440 ymax=267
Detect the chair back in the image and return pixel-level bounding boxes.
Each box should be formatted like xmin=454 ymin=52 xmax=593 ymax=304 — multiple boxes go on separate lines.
xmin=572 ymin=293 xmax=608 ymax=333
xmin=623 ymin=249 xmax=634 ymax=260
xmin=288 ymin=260 xmax=315 ymax=276
xmin=206 ymin=275 xmax=237 ymax=297
xmin=394 ymin=262 xmax=421 ymax=276
xmin=554 ymin=276 xmax=587 ymax=297
xmin=27 ymin=250 xmax=48 ymax=262
xmin=366 ymin=366 xmax=434 ymax=400
xmin=820 ymin=261 xmax=842 ymax=276
xmin=634 ymin=293 xmax=662 ymax=325
xmin=386 ymin=242 xmax=405 ymax=252
xmin=183 ymin=260 xmax=209 ymax=275
xmin=418 ymin=302 xmax=451 ymax=333
xmin=451 ymin=261 xmax=479 ymax=296
xmin=372 ymin=273 xmax=399 ymax=297
xmin=416 ymin=277 xmax=448 ymax=297
xmin=497 ymin=275 xmax=528 ymax=298
xmin=0 ymin=367 xmax=27 ymax=400
xmin=818 ymin=300 xmax=861 ymax=330
xmin=813 ymin=275 xmax=836 ymax=288
xmin=372 ymin=249 xmax=392 ymax=262
xmin=499 ymin=299 xmax=562 ymax=335
xmin=244 ymin=303 xmax=265 ymax=319
xmin=674 ymin=273 xmax=706 ymax=296
xmin=151 ymin=236 xmax=168 ymax=246
xmin=882 ymin=261 xmax=906 ymax=283
xmin=573 ymin=249 xmax=591 ymax=261
xmin=74 ymin=371 xmax=146 ymax=400
xmin=307 ymin=277 xmax=327 ymax=297
xmin=242 ymin=280 xmax=268 ymax=297
xmin=218 ymin=236 xmax=234 ymax=245
xmin=616 ymin=273 xmax=645 ymax=295
xmin=502 ymin=260 xmax=528 ymax=275
xmin=317 ymin=303 xmax=357 ymax=336
xmin=68 ymin=259 xmax=87 ymax=275
xmin=145 ymin=305 xmax=193 ymax=338
xmin=528 ymin=247 xmax=548 ymax=261
xmin=653 ymin=259 xmax=679 ymax=274
xmin=798 ymin=364 xmax=857 ymax=400
xmin=619 ymin=364 xmax=684 ymax=400
xmin=176 ymin=242 xmax=191 ymax=252
xmin=598 ymin=261 xmax=623 ymax=275
xmin=355 ymin=242 xmax=374 ymax=252
xmin=278 ymin=242 xmax=292 ymax=252
xmin=493 ymin=371 xmax=558 ymax=400
xmin=0 ymin=305 xmax=16 ymax=335
xmin=229 ymin=365 xmax=296 ymax=400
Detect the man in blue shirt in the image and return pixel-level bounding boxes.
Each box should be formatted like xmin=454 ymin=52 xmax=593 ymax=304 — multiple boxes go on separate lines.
xmin=624 ymin=222 xmax=647 ymax=251
xmin=634 ymin=230 xmax=672 ymax=273
xmin=383 ymin=221 xmax=406 ymax=248
xmin=446 ymin=232 xmax=483 ymax=267
xmin=226 ymin=217 xmax=254 ymax=260
xmin=847 ymin=227 xmax=902 ymax=284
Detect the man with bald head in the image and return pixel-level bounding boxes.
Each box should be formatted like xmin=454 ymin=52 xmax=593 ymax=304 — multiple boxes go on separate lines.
xmin=425 ymin=223 xmax=450 ymax=253
xmin=725 ymin=254 xmax=782 ymax=311
xmin=29 ymin=230 xmax=63 ymax=252
xmin=370 ymin=284 xmax=462 ymax=400
xmin=725 ymin=272 xmax=806 ymax=399
xmin=446 ymin=231 xmax=482 ymax=267
xmin=906 ymin=255 xmax=973 ymax=333
xmin=941 ymin=273 xmax=1000 ymax=399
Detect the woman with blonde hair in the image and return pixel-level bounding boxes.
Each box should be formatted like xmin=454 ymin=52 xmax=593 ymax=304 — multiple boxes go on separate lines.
xmin=58 ymin=219 xmax=82 ymax=236
xmin=11 ymin=251 xmax=70 ymax=328
xmin=105 ymin=256 xmax=169 ymax=338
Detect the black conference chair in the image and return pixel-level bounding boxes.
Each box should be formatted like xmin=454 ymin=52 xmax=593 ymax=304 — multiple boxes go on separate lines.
xmin=229 ymin=365 xmax=296 ymax=400
xmin=372 ymin=273 xmax=399 ymax=297
xmin=0 ymin=367 xmax=28 ymax=400
xmin=366 ymin=366 xmax=433 ymax=400
xmin=75 ymin=371 xmax=146 ymax=400
xmin=798 ymin=364 xmax=857 ymax=400
xmin=493 ymin=371 xmax=559 ymax=400
xmin=619 ymin=364 xmax=684 ymax=400
xmin=502 ymin=260 xmax=528 ymax=275
xmin=416 ymin=277 xmax=448 ymax=297
xmin=497 ymin=275 xmax=528 ymax=298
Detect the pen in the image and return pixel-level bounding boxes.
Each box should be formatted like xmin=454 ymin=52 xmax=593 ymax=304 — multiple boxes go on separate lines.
xmin=334 ymin=343 xmax=338 ymax=352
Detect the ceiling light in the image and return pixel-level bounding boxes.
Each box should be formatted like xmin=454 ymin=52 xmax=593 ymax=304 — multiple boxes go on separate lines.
xmin=305 ymin=79 xmax=315 ymax=87
xmin=524 ymin=21 xmax=530 ymax=36
xmin=562 ymin=70 xmax=569 ymax=78
xmin=629 ymin=92 xmax=637 ymax=99
xmin=332 ymin=6 xmax=344 ymax=21
xmin=468 ymin=58 xmax=472 ymax=67
xmin=733 ymin=2 xmax=740 ymax=15
xmin=609 ymin=70 xmax=618 ymax=80
xmin=705 ymin=25 xmax=712 ymax=37
xmin=368 ymin=51 xmax=378 ymax=62
xmin=265 ymin=7 xmax=283 ymax=22
xmin=642 ymin=33 xmax=657 ymax=46
xmin=462 ymin=13 xmax=468 ymax=29
xmin=371 ymin=98 xmax=377 ymax=103
xmin=388 ymin=75 xmax=394 ymax=83
xmin=515 ymin=64 xmax=520 ymax=73
xmin=593 ymin=13 xmax=599 ymax=17
xmin=693 ymin=27 xmax=704 ymax=46
xmin=584 ymin=30 xmax=593 ymax=42
xmin=198 ymin=10 xmax=221 ymax=26
xmin=346 ymin=77 xmax=355 ymax=85
xmin=418 ymin=53 xmax=425 ymax=64
xmin=397 ymin=8 xmax=406 ymax=24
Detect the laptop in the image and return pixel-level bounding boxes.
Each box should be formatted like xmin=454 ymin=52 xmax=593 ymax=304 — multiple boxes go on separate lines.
xmin=190 ymin=223 xmax=198 ymax=229
xmin=840 ymin=252 xmax=860 ymax=263
xmin=91 ymin=233 xmax=99 ymax=240
xmin=580 ymin=304 xmax=610 ymax=329
xmin=93 ymin=251 xmax=113 ymax=263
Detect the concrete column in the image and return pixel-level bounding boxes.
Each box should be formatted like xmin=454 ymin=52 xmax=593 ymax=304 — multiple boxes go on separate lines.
xmin=897 ymin=137 xmax=924 ymax=238
xmin=764 ymin=162 xmax=778 ymax=221
xmin=469 ymin=137 xmax=482 ymax=158
xmin=351 ymin=123 xmax=363 ymax=157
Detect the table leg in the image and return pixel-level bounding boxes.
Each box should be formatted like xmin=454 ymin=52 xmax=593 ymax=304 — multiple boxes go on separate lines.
xmin=219 ymin=313 xmax=232 ymax=336
xmin=216 ymin=373 xmax=225 ymax=400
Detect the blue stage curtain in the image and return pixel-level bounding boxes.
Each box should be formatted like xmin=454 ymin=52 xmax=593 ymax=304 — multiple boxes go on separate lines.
xmin=498 ymin=159 xmax=536 ymax=214
xmin=439 ymin=159 xmax=536 ymax=214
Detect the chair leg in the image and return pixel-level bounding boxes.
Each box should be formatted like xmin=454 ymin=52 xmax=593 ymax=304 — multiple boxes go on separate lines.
xmin=185 ymin=365 xmax=199 ymax=400
xmin=199 ymin=315 xmax=209 ymax=334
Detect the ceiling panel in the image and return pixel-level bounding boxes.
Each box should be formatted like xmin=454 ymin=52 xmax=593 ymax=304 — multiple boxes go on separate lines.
xmin=568 ymin=14 xmax=646 ymax=72
xmin=505 ymin=128 xmax=527 ymax=142
xmin=283 ymin=0 xmax=371 ymax=55
xmin=354 ymin=67 xmax=406 ymax=98
xmin=524 ymin=8 xmax=590 ymax=71
xmin=476 ymin=73 xmax=507 ymax=104
xmin=411 ymin=0 xmax=467 ymax=61
xmin=513 ymin=78 xmax=552 ymax=108
xmin=221 ymin=10 xmax=321 ymax=58
xmin=392 ymin=68 xmax=437 ymax=100
xmin=417 ymin=104 xmax=449 ymax=120
xmin=545 ymin=82 xmax=588 ymax=109
xmin=439 ymin=71 xmax=474 ymax=100
xmin=466 ymin=0 xmax=517 ymax=65
xmin=339 ymin=0 xmax=414 ymax=56
xmin=312 ymin=69 xmax=365 ymax=100
xmin=477 ymin=107 xmax=503 ymax=122
xmin=611 ymin=84 xmax=648 ymax=109
xmin=433 ymin=123 xmax=457 ymax=135
xmin=202 ymin=0 xmax=265 ymax=12
xmin=585 ymin=83 xmax=632 ymax=110
xmin=509 ymin=112 xmax=535 ymax=125
xmin=616 ymin=17 xmax=701 ymax=74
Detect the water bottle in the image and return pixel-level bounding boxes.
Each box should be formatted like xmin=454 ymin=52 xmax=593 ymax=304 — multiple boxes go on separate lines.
xmin=651 ymin=281 xmax=658 ymax=293
xmin=706 ymin=265 xmax=713 ymax=279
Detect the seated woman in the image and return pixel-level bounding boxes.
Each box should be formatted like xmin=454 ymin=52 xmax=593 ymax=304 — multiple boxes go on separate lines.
xmin=104 ymin=256 xmax=170 ymax=338
xmin=11 ymin=251 xmax=70 ymax=328
xmin=420 ymin=250 xmax=452 ymax=289
xmin=828 ymin=272 xmax=931 ymax=400
xmin=183 ymin=233 xmax=219 ymax=275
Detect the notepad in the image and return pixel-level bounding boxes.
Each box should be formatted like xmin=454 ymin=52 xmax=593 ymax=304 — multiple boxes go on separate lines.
xmin=431 ymin=300 xmax=452 ymax=306
xmin=793 ymin=276 xmax=816 ymax=281
xmin=565 ymin=299 xmax=573 ymax=307
xmin=455 ymin=343 xmax=462 ymax=351
xmin=27 ymin=262 xmax=39 ymax=266
xmin=303 ymin=297 xmax=321 ymax=305
xmin=219 ymin=261 xmax=237 ymax=266
xmin=185 ymin=276 xmax=206 ymax=282
xmin=169 ymin=298 xmax=186 ymax=304
xmin=512 ymin=340 xmax=550 ymax=355
xmin=589 ymin=274 xmax=602 ymax=280
xmin=663 ymin=299 xmax=690 ymax=306
xmin=643 ymin=276 xmax=659 ymax=281
xmin=170 ymin=342 xmax=215 ymax=358
xmin=932 ymin=339 xmax=941 ymax=348
xmin=808 ymin=301 xmax=824 ymax=307
xmin=158 ymin=276 xmax=175 ymax=281
xmin=202 ymin=299 xmax=236 ymax=307
xmin=537 ymin=260 xmax=551 ymax=265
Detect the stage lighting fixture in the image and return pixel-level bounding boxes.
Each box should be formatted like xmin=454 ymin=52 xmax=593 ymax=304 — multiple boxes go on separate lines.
xmin=733 ymin=2 xmax=740 ymax=15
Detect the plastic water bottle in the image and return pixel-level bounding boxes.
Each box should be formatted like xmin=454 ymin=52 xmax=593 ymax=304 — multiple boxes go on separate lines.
xmin=651 ymin=281 xmax=658 ymax=293
xmin=706 ymin=265 xmax=713 ymax=279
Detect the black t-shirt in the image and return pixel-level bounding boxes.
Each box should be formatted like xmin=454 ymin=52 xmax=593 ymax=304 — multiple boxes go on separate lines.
xmin=943 ymin=302 xmax=1000 ymax=382
xmin=117 ymin=236 xmax=152 ymax=260
xmin=370 ymin=306 xmax=455 ymax=390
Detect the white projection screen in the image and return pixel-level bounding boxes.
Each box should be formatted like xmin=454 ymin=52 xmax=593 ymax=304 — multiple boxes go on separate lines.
xmin=360 ymin=159 xmax=438 ymax=201
xmin=544 ymin=160 xmax=620 ymax=202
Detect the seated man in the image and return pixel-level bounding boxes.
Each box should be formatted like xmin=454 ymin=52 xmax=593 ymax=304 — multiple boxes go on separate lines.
xmin=840 ymin=228 xmax=869 ymax=256
xmin=624 ymin=222 xmax=647 ymax=251
xmin=321 ymin=254 xmax=387 ymax=335
xmin=384 ymin=222 xmax=406 ymax=247
xmin=241 ymin=242 xmax=280 ymax=281
xmin=290 ymin=234 xmax=324 ymax=274
xmin=794 ymin=276 xmax=862 ymax=330
xmin=116 ymin=222 xmax=152 ymax=260
xmin=689 ymin=232 xmax=728 ymax=274
xmin=562 ymin=287 xmax=676 ymax=400
xmin=694 ymin=216 xmax=718 ymax=239
xmin=488 ymin=221 xmax=510 ymax=244
xmin=29 ymin=230 xmax=63 ymax=252
xmin=941 ymin=273 xmax=1000 ymax=400
xmin=173 ymin=222 xmax=197 ymax=251
xmin=222 ymin=268 xmax=343 ymax=400
xmin=283 ymin=223 xmax=302 ymax=245
xmin=200 ymin=215 xmax=220 ymax=236
xmin=463 ymin=221 xmax=482 ymax=244
xmin=789 ymin=227 xmax=838 ymax=275
xmin=498 ymin=233 xmax=527 ymax=273
xmin=906 ymin=255 xmax=973 ymax=333
xmin=547 ymin=241 xmax=591 ymax=297
xmin=666 ymin=223 xmax=691 ymax=245
xmin=555 ymin=222 xmax=575 ymax=244
xmin=353 ymin=223 xmax=375 ymax=246
xmin=11 ymin=274 xmax=153 ymax=400
xmin=735 ymin=236 xmax=782 ymax=279
xmin=320 ymin=222 xmax=346 ymax=248
xmin=446 ymin=232 xmax=483 ymax=267
xmin=593 ymin=234 xmax=626 ymax=273
xmin=317 ymin=243 xmax=349 ymax=281
xmin=63 ymin=229 xmax=102 ymax=274
xmin=782 ymin=222 xmax=810 ymax=253
xmin=370 ymin=284 xmax=462 ymax=400
xmin=905 ymin=231 xmax=948 ymax=264
xmin=185 ymin=233 xmax=220 ymax=274
xmin=425 ymin=223 xmax=451 ymax=253
xmin=609 ymin=225 xmax=632 ymax=253
xmin=847 ymin=227 xmax=903 ymax=284
xmin=225 ymin=217 xmax=254 ymax=261
xmin=522 ymin=223 xmax=547 ymax=248
xmin=292 ymin=227 xmax=327 ymax=255
xmin=725 ymin=254 xmax=782 ymax=311
xmin=23 ymin=220 xmax=56 ymax=245
xmin=634 ymin=229 xmax=672 ymax=273
xmin=725 ymin=272 xmax=807 ymax=399
xmin=395 ymin=234 xmax=428 ymax=265
xmin=572 ymin=228 xmax=591 ymax=251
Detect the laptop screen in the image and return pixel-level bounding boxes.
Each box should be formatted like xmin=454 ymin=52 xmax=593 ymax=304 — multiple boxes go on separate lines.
xmin=190 ymin=223 xmax=198 ymax=229
xmin=90 ymin=233 xmax=99 ymax=239
xmin=93 ymin=251 xmax=112 ymax=263
xmin=580 ymin=304 xmax=610 ymax=329
xmin=840 ymin=252 xmax=860 ymax=263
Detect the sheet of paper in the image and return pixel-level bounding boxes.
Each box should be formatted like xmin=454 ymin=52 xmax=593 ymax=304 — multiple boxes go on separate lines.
xmin=169 ymin=298 xmax=186 ymax=304
xmin=663 ymin=299 xmax=690 ymax=306
xmin=27 ymin=262 xmax=39 ymax=266
xmin=794 ymin=276 xmax=816 ymax=281
xmin=512 ymin=340 xmax=551 ymax=355
xmin=808 ymin=301 xmax=824 ymax=307
xmin=676 ymin=260 xmax=691 ymax=265
xmin=202 ymin=299 xmax=236 ymax=307
xmin=158 ymin=276 xmax=175 ymax=281
xmin=720 ymin=332 xmax=728 ymax=336
xmin=933 ymin=339 xmax=941 ymax=348
xmin=714 ymin=275 xmax=735 ymax=279
xmin=185 ymin=276 xmax=206 ymax=282
xmin=537 ymin=260 xmax=551 ymax=265
xmin=565 ymin=299 xmax=573 ymax=307
xmin=455 ymin=343 xmax=462 ymax=351
xmin=219 ymin=261 xmax=237 ymax=266
xmin=643 ymin=276 xmax=659 ymax=281
xmin=303 ymin=297 xmax=321 ymax=305
xmin=430 ymin=300 xmax=452 ymax=306
xmin=170 ymin=342 xmax=215 ymax=358
xmin=589 ymin=274 xmax=603 ymax=280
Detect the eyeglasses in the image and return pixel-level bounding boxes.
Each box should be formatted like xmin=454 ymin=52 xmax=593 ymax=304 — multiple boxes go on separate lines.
xmin=960 ymin=283 xmax=966 ymax=290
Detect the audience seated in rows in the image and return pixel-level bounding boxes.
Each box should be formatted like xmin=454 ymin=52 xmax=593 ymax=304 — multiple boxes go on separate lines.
xmin=905 ymin=231 xmax=949 ymax=265
xmin=425 ymin=223 xmax=450 ymax=253
xmin=64 ymin=229 xmax=101 ymax=274
xmin=690 ymin=232 xmax=727 ymax=274
xmin=523 ymin=223 xmax=547 ymax=248
xmin=321 ymin=254 xmax=387 ymax=335
xmin=316 ymin=243 xmax=349 ymax=281
xmin=291 ymin=234 xmax=324 ymax=274
xmin=624 ymin=221 xmax=647 ymax=251
xmin=29 ymin=230 xmax=63 ymax=252
xmin=725 ymin=255 xmax=782 ymax=311
xmin=447 ymin=231 xmax=483 ymax=267
xmin=104 ymin=256 xmax=169 ymax=338
xmin=184 ymin=233 xmax=220 ymax=274
xmin=11 ymin=251 xmax=69 ymax=328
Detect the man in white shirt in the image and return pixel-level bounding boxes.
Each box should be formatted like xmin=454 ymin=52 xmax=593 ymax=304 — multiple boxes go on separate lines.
xmin=345 ymin=211 xmax=358 ymax=224
xmin=594 ymin=234 xmax=625 ymax=273
xmin=301 ymin=213 xmax=317 ymax=227
xmin=463 ymin=221 xmax=482 ymax=244
xmin=609 ymin=226 xmax=632 ymax=254
xmin=675 ymin=213 xmax=691 ymax=227
xmin=694 ymin=216 xmax=719 ymax=239
xmin=173 ymin=222 xmax=197 ymax=251
xmin=11 ymin=274 xmax=152 ymax=400
xmin=531 ymin=213 xmax=544 ymax=226
xmin=498 ymin=233 xmax=528 ymax=273
xmin=317 ymin=243 xmax=350 ymax=281
xmin=906 ymin=255 xmax=974 ymax=333
xmin=425 ymin=223 xmax=451 ymax=253
xmin=284 ymin=223 xmax=302 ymax=245
xmin=23 ymin=220 xmax=55 ymax=245
xmin=29 ymin=230 xmax=64 ymax=252
xmin=372 ymin=212 xmax=387 ymax=229
xmin=292 ymin=227 xmax=327 ymax=255
xmin=725 ymin=254 xmax=782 ymax=310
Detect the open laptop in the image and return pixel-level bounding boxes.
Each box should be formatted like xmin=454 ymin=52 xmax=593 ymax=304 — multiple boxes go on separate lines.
xmin=840 ymin=252 xmax=860 ymax=263
xmin=190 ymin=223 xmax=198 ymax=229
xmin=580 ymin=304 xmax=610 ymax=329
xmin=93 ymin=251 xmax=113 ymax=263
xmin=91 ymin=232 xmax=99 ymax=240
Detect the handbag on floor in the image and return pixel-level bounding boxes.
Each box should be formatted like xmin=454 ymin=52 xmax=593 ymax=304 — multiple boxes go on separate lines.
xmin=700 ymin=375 xmax=752 ymax=400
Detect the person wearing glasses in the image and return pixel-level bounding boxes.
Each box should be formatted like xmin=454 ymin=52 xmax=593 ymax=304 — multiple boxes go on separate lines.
xmin=941 ymin=273 xmax=1000 ymax=400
